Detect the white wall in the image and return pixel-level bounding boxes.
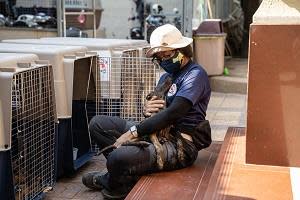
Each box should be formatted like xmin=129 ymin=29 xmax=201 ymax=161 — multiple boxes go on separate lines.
xmin=100 ymin=0 xmax=133 ymax=39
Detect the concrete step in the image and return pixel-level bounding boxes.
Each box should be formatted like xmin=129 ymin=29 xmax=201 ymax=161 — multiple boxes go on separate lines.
xmin=209 ymin=75 xmax=247 ymax=94
xmin=209 ymin=58 xmax=248 ymax=94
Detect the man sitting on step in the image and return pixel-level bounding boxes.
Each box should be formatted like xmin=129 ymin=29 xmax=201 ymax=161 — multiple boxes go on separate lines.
xmin=82 ymin=24 xmax=212 ymax=199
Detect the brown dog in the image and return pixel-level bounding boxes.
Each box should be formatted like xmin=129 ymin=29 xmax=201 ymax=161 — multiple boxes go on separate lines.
xmin=97 ymin=76 xmax=173 ymax=170
xmin=145 ymin=75 xmax=173 ymax=170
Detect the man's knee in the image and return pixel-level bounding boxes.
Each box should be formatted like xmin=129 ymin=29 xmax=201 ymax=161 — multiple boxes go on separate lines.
xmin=106 ymin=146 xmax=156 ymax=176
xmin=106 ymin=147 xmax=130 ymax=175
xmin=108 ymin=147 xmax=132 ymax=164
xmin=89 ymin=115 xmax=105 ymax=134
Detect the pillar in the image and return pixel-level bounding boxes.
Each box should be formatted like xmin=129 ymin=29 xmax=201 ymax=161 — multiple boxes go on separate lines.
xmin=246 ymin=0 xmax=300 ymax=167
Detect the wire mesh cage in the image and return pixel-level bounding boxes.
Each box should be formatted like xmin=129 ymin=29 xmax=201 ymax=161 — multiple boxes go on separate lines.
xmin=12 ymin=65 xmax=56 ymax=200
xmin=92 ymin=48 xmax=164 ymax=152
xmin=0 ymin=43 xmax=100 ymax=176
xmin=0 ymin=61 xmax=56 ymax=200
xmin=96 ymin=49 xmax=159 ymax=121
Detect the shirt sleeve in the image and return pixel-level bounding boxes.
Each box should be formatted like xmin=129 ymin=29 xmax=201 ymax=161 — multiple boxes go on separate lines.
xmin=175 ymin=68 xmax=210 ymax=106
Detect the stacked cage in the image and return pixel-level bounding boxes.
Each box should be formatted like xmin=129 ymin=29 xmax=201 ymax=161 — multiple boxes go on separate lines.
xmin=0 ymin=43 xmax=99 ymax=177
xmin=0 ymin=38 xmax=155 ymax=156
xmin=93 ymin=47 xmax=164 ymax=152
xmin=0 ymin=53 xmax=56 ymax=200
xmin=2 ymin=38 xmax=148 ymax=51
xmin=121 ymin=48 xmax=154 ymax=121
xmin=0 ymin=39 xmax=151 ymax=123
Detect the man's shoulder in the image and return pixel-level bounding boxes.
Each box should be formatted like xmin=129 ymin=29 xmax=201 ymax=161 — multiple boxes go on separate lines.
xmin=187 ymin=62 xmax=208 ymax=78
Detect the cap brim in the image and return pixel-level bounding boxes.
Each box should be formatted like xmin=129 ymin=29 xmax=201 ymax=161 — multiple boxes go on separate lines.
xmin=146 ymin=36 xmax=193 ymax=58
xmin=145 ymin=47 xmax=174 ymax=58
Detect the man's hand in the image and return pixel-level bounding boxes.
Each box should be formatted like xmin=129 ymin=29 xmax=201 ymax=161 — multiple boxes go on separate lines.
xmin=143 ymin=96 xmax=165 ymax=117
xmin=113 ymin=131 xmax=137 ymax=148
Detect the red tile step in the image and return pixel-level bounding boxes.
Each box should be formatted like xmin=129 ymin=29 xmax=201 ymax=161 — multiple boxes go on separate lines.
xmin=125 ymin=142 xmax=222 ymax=200
xmin=203 ymin=127 xmax=293 ymax=200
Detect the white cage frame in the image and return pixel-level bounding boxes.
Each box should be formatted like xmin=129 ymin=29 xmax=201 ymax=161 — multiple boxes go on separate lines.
xmin=0 ymin=61 xmax=57 ymax=200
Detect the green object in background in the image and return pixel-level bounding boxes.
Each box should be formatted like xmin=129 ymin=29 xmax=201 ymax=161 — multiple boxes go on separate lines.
xmin=223 ymin=67 xmax=229 ymax=76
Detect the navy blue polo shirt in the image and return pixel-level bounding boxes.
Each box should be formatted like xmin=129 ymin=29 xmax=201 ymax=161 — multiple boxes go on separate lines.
xmin=158 ymin=60 xmax=211 ymax=128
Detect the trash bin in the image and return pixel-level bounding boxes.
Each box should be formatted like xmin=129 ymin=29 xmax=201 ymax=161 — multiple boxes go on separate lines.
xmin=193 ymin=19 xmax=226 ymax=76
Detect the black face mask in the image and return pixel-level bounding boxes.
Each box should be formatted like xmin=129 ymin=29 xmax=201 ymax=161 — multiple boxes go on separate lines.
xmin=159 ymin=51 xmax=184 ymax=74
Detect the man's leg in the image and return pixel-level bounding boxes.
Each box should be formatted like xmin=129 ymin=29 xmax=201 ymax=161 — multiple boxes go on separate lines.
xmin=89 ymin=115 xmax=135 ymax=150
xmin=100 ymin=144 xmax=157 ymax=197
xmin=101 ymin=138 xmax=198 ymax=193
xmin=82 ymin=115 xmax=135 ymax=190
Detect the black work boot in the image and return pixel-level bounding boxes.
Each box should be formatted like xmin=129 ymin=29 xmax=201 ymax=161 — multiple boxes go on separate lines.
xmin=82 ymin=171 xmax=107 ymax=190
xmin=101 ymin=187 xmax=131 ymax=200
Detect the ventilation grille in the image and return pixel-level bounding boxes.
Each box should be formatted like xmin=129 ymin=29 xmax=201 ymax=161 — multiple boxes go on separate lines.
xmin=11 ymin=65 xmax=56 ymax=200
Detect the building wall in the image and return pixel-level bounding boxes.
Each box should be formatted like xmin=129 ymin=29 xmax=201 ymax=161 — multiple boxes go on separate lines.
xmin=100 ymin=0 xmax=132 ymax=39
xmin=100 ymin=0 xmax=190 ymax=39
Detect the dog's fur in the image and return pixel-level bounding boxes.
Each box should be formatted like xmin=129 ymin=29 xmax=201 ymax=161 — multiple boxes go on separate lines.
xmin=97 ymin=76 xmax=173 ymax=171
xmin=145 ymin=76 xmax=173 ymax=170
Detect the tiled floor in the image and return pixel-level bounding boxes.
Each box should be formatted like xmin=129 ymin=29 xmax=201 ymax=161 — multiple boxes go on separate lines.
xmin=207 ymin=92 xmax=247 ymax=141
xmin=45 ymin=156 xmax=107 ymax=200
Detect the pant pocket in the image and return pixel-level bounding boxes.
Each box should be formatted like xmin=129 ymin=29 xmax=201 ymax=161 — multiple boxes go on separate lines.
xmin=177 ymin=138 xmax=198 ymax=168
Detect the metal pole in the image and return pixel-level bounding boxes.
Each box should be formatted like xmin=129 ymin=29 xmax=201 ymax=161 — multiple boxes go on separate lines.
xmin=56 ymin=0 xmax=62 ymax=36
xmin=182 ymin=0 xmax=185 ymax=34
xmin=207 ymin=0 xmax=213 ymax=19
xmin=183 ymin=0 xmax=193 ymax=37
xmin=62 ymin=0 xmax=66 ymax=37
xmin=93 ymin=0 xmax=97 ymax=38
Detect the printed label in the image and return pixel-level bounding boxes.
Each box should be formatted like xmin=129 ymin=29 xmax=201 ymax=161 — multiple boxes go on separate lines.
xmin=167 ymin=83 xmax=177 ymax=97
xmin=99 ymin=57 xmax=110 ymax=81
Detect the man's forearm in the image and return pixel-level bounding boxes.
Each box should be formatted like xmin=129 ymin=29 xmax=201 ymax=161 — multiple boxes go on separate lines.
xmin=136 ymin=96 xmax=192 ymax=136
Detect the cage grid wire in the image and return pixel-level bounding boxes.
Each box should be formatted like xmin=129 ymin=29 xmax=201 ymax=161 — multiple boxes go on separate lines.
xmin=92 ymin=49 xmax=164 ymax=152
xmin=11 ymin=65 xmax=56 ymax=200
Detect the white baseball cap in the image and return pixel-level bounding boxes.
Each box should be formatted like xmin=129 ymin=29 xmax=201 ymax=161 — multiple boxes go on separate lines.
xmin=146 ymin=24 xmax=193 ymax=58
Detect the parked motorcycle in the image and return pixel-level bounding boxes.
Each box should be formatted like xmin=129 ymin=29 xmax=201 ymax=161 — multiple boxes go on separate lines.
xmin=34 ymin=12 xmax=57 ymax=28
xmin=0 ymin=14 xmax=6 ymax=26
xmin=172 ymin=8 xmax=181 ymax=31
xmin=129 ymin=2 xmax=166 ymax=41
xmin=66 ymin=27 xmax=88 ymax=38
xmin=130 ymin=26 xmax=144 ymax=40
xmin=144 ymin=4 xmax=166 ymax=42
xmin=128 ymin=0 xmax=145 ymax=40
xmin=129 ymin=2 xmax=181 ymax=42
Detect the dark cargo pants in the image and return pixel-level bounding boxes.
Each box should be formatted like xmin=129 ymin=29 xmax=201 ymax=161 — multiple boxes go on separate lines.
xmin=89 ymin=115 xmax=198 ymax=191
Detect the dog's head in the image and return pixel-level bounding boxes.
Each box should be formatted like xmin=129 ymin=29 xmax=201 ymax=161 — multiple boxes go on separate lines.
xmin=146 ymin=76 xmax=173 ymax=100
